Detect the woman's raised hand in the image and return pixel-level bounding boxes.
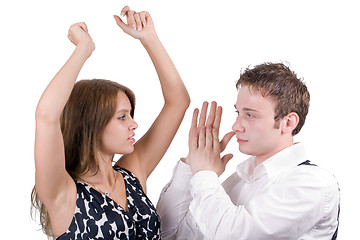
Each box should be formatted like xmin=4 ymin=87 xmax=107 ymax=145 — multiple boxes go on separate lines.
xmin=114 ymin=6 xmax=156 ymax=42
xmin=67 ymin=22 xmax=95 ymax=57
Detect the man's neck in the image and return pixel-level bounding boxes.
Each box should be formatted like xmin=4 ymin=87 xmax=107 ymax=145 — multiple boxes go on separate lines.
xmin=255 ymin=141 xmax=294 ymax=166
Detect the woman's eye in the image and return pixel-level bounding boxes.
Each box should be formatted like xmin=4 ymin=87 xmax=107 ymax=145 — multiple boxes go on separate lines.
xmin=118 ymin=116 xmax=126 ymax=120
xmin=246 ymin=113 xmax=255 ymax=118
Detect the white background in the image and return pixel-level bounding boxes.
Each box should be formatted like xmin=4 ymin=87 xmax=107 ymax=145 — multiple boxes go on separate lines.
xmin=1 ymin=0 xmax=358 ymax=239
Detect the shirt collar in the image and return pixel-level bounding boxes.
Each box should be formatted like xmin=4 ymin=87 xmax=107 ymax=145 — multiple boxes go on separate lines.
xmin=236 ymin=142 xmax=307 ymax=182
xmin=236 ymin=156 xmax=267 ymax=182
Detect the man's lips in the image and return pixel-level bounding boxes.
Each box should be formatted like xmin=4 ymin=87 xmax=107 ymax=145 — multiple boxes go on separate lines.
xmin=237 ymin=138 xmax=248 ymax=143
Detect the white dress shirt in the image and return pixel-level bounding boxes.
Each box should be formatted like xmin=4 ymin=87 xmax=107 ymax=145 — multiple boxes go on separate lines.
xmin=157 ymin=143 xmax=340 ymax=240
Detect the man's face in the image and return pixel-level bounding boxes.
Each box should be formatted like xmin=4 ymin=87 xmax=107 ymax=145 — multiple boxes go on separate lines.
xmin=232 ymin=86 xmax=284 ymax=163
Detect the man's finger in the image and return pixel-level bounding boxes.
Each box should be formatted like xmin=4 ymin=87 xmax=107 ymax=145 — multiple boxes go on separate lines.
xmin=220 ymin=131 xmax=236 ymax=152
xmin=205 ymin=101 xmax=217 ymax=128
xmin=189 ymin=108 xmax=199 ymax=150
xmin=198 ymin=102 xmax=208 ymax=128
xmin=198 ymin=126 xmax=206 ymax=148
xmin=213 ymin=106 xmax=222 ymax=131
xmin=221 ymin=153 xmax=234 ymax=166
xmin=190 ymin=108 xmax=199 ymax=130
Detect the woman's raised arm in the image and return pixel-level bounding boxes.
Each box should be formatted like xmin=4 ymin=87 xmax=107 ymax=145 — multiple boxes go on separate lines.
xmin=34 ymin=23 xmax=95 ymax=214
xmin=114 ymin=6 xmax=190 ymax=189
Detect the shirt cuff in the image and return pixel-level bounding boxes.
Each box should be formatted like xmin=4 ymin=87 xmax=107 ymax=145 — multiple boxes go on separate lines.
xmin=190 ymin=170 xmax=221 ymax=197
xmin=168 ymin=158 xmax=193 ymax=189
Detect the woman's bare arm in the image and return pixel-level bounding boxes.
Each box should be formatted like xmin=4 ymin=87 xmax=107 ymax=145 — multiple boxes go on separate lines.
xmin=34 ymin=23 xmax=95 ymax=233
xmin=114 ymin=7 xmax=190 ymax=189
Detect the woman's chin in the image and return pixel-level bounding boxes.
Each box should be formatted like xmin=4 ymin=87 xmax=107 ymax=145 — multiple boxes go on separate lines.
xmin=122 ymin=146 xmax=135 ymax=155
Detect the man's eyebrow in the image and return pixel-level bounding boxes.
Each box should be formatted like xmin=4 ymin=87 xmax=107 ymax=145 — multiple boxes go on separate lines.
xmin=242 ymin=107 xmax=258 ymax=112
xmin=234 ymin=104 xmax=258 ymax=112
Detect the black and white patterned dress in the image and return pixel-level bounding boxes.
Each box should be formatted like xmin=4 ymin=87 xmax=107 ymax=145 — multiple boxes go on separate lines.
xmin=57 ymin=166 xmax=161 ymax=239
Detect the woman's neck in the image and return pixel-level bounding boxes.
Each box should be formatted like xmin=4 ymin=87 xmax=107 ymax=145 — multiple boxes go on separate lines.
xmin=79 ymin=153 xmax=116 ymax=185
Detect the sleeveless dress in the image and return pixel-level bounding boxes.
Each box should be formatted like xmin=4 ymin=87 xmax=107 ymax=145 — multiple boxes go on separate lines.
xmin=57 ymin=166 xmax=161 ymax=239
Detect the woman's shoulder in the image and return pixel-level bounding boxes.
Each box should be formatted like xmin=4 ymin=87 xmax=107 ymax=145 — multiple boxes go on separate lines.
xmin=114 ymin=166 xmax=139 ymax=183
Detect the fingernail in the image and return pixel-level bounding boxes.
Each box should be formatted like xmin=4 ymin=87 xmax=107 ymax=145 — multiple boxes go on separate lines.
xmin=121 ymin=12 xmax=125 ymax=17
xmin=132 ymin=24 xmax=136 ymax=30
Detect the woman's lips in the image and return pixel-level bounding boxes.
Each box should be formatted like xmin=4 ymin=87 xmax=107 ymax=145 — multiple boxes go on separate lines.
xmin=128 ymin=134 xmax=135 ymax=143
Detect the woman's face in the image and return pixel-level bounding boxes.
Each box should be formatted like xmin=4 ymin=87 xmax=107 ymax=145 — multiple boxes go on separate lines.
xmin=100 ymin=91 xmax=138 ymax=158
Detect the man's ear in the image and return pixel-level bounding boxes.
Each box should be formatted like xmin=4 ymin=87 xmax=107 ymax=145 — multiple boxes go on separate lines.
xmin=280 ymin=112 xmax=299 ymax=134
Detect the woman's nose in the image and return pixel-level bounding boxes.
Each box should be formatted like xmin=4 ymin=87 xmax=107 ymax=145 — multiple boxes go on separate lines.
xmin=130 ymin=119 xmax=138 ymax=130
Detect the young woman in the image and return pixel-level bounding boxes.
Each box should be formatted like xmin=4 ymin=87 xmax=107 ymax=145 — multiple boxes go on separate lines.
xmin=32 ymin=6 xmax=190 ymax=239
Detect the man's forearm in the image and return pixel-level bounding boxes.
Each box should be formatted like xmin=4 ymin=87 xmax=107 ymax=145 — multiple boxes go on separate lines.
xmin=157 ymin=160 xmax=193 ymax=239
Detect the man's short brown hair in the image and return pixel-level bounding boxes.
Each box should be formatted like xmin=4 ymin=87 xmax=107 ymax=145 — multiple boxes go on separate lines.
xmin=236 ymin=63 xmax=310 ymax=135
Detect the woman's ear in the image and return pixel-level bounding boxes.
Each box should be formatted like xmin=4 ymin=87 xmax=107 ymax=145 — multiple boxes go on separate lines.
xmin=280 ymin=112 xmax=299 ymax=134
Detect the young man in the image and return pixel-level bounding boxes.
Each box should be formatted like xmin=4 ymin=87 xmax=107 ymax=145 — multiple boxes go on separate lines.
xmin=157 ymin=63 xmax=340 ymax=239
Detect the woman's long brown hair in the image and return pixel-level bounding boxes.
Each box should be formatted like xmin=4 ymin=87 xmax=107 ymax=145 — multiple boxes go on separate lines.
xmin=31 ymin=79 xmax=135 ymax=237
